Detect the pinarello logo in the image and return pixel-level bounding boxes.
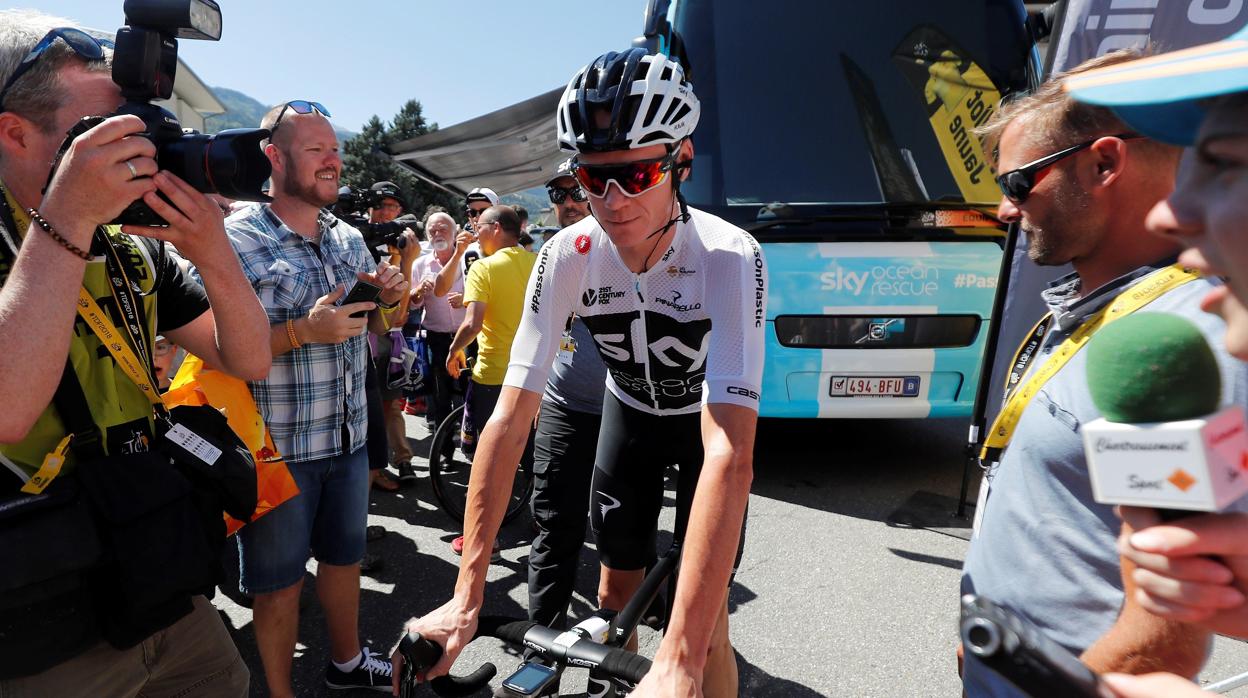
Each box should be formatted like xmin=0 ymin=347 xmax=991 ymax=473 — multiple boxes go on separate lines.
xmin=575 ymin=234 xmax=591 ymax=254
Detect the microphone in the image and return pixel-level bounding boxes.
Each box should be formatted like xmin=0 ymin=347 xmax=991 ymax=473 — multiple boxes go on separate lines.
xmin=1082 ymin=312 xmax=1248 ymax=513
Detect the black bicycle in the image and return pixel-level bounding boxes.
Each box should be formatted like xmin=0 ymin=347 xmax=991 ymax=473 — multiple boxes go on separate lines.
xmin=427 ymin=402 xmax=534 ymax=526
xmin=399 ymin=544 xmax=681 ymax=697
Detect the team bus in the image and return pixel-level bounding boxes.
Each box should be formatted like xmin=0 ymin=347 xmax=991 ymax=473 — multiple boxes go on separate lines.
xmin=637 ymin=0 xmax=1042 ymax=418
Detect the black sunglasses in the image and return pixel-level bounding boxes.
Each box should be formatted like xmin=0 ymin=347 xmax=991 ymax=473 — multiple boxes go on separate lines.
xmin=0 ymin=28 xmax=113 ymax=113
xmin=996 ymin=133 xmax=1141 ymax=204
xmin=465 ymin=207 xmax=488 ymax=218
xmin=269 ymin=100 xmax=331 ymax=136
xmin=548 ymin=185 xmax=588 ymax=205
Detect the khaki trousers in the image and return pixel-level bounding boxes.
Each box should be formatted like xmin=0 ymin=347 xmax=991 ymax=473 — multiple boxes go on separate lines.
xmin=0 ymin=595 xmax=248 ymax=698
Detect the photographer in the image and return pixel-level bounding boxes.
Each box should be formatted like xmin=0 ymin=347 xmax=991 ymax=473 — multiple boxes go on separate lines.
xmin=0 ymin=9 xmax=269 ymax=695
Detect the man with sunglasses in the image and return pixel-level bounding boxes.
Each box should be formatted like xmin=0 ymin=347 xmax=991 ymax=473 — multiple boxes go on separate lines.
xmin=396 ymin=49 xmax=765 ymax=697
xmin=219 ymin=100 xmax=408 ymax=696
xmin=0 ymin=10 xmax=271 ymax=696
xmin=958 ymin=51 xmax=1248 ymax=697
xmin=545 ymin=157 xmax=591 ymax=229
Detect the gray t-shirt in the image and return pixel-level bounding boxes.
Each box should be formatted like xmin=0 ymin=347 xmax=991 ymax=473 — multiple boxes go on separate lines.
xmin=543 ymin=317 xmax=608 ymax=415
xmin=961 ymin=263 xmax=1248 ymax=697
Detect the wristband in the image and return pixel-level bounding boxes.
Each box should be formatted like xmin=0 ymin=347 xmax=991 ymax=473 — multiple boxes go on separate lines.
xmin=377 ymin=298 xmax=401 ymax=311
xmin=27 ymin=208 xmax=92 ymax=261
xmin=286 ymin=318 xmax=301 ymax=349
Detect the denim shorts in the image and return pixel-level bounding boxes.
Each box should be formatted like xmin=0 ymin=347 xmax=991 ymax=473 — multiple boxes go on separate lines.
xmin=237 ymin=446 xmax=368 ymax=594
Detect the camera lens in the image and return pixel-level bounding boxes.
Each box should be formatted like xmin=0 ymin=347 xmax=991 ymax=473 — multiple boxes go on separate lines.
xmin=160 ymin=128 xmax=271 ymax=202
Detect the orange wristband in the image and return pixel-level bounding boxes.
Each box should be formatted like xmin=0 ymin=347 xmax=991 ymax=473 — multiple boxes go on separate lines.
xmin=286 ymin=318 xmax=301 ymax=349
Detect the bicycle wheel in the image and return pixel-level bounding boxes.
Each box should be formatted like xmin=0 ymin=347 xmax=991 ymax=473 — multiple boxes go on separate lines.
xmin=427 ymin=404 xmax=534 ymax=526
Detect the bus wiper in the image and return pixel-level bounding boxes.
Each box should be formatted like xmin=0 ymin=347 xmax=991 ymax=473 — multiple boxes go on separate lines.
xmin=747 ymin=201 xmax=1000 ymax=232
xmin=747 ymin=202 xmax=888 ymax=232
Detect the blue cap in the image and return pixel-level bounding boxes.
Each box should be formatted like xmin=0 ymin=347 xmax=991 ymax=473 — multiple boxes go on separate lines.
xmin=1064 ymin=25 xmax=1248 ymax=145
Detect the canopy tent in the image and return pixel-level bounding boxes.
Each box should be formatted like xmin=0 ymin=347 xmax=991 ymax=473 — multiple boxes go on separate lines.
xmin=386 ymin=87 xmax=566 ymax=198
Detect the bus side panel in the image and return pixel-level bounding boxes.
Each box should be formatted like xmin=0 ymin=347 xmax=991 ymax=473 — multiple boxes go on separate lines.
xmin=759 ymin=240 xmax=1003 ymax=419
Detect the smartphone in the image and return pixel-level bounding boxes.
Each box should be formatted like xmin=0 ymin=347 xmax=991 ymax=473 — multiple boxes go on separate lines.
xmin=960 ymin=594 xmax=1109 ymax=698
xmin=341 ymin=280 xmax=382 ymax=318
xmin=500 ymin=662 xmax=558 ymax=696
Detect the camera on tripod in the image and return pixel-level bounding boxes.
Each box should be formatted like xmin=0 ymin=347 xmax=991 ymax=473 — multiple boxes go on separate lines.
xmin=105 ymin=0 xmax=272 ymax=226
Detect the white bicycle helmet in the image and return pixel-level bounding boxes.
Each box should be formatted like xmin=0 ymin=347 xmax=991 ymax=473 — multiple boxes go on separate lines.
xmin=557 ymin=48 xmax=700 ymax=153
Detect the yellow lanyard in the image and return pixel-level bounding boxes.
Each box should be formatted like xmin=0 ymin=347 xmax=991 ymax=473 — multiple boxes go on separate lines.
xmin=979 ymin=264 xmax=1201 ymax=463
xmin=75 ymin=287 xmax=162 ymax=407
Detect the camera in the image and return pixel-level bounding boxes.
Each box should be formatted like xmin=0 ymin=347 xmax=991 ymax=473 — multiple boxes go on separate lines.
xmin=335 ymin=186 xmax=371 ymax=218
xmin=107 ymin=0 xmax=272 ymax=226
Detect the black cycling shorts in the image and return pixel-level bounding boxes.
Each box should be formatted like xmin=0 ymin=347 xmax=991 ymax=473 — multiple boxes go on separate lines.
xmin=590 ymin=392 xmax=746 ymax=574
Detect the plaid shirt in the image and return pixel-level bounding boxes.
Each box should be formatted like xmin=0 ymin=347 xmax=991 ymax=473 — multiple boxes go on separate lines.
xmin=222 ymin=204 xmax=375 ymax=463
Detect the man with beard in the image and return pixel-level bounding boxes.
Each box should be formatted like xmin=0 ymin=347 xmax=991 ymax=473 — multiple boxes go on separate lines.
xmin=222 ymin=102 xmax=409 ymax=695
xmin=409 ymin=211 xmax=466 ymax=437
xmin=959 ymin=52 xmax=1248 ymax=696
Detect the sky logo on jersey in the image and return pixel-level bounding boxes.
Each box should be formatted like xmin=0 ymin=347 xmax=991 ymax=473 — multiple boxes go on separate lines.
xmin=575 ymin=234 xmax=591 ymax=254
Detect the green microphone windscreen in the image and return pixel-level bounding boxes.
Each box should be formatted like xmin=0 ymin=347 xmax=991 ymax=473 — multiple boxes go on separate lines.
xmin=1085 ymin=312 xmax=1221 ymax=423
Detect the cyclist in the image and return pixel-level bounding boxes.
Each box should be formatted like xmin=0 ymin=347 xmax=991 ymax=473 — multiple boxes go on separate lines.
xmin=394 ymin=48 xmax=767 ymax=697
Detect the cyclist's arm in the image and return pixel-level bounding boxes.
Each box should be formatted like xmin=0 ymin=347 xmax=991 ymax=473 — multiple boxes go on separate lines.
xmin=640 ymin=226 xmax=767 ymax=688
xmin=398 ymin=233 xmax=581 ymax=682
xmin=648 ymin=403 xmax=756 ymax=682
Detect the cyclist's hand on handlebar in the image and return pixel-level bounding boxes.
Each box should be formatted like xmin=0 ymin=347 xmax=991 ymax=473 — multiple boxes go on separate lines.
xmin=390 ymin=600 xmax=478 ymax=693
xmin=630 ymin=658 xmax=701 ymax=698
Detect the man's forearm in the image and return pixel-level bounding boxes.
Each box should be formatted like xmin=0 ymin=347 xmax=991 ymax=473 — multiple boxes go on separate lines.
xmin=433 ymin=251 xmax=462 ymax=297
xmin=1081 ymin=541 xmax=1212 ymax=676
xmin=659 ymin=448 xmax=753 ymax=672
xmin=0 ymin=219 xmax=94 ymax=441
xmin=195 ymin=256 xmax=271 ymax=379
xmin=269 ymin=317 xmax=307 ymax=357
xmin=448 ymin=319 xmax=478 ymax=358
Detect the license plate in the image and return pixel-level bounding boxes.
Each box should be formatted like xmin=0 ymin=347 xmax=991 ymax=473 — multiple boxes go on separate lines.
xmin=829 ymin=375 xmax=920 ymax=397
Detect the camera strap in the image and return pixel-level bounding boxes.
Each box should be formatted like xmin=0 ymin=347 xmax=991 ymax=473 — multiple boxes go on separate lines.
xmin=978 ymin=263 xmax=1201 ymax=465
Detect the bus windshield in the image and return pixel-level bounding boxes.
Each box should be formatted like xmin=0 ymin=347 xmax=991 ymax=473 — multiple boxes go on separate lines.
xmin=670 ymin=0 xmax=1035 ymax=221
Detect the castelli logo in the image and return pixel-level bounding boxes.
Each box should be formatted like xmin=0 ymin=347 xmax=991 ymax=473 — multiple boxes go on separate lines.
xmin=575 ymin=234 xmax=591 ymax=254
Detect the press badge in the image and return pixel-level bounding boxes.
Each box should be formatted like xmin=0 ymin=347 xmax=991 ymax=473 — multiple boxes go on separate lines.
xmin=164 ymin=423 xmax=222 ymax=467
xmin=557 ymin=332 xmax=577 ymax=365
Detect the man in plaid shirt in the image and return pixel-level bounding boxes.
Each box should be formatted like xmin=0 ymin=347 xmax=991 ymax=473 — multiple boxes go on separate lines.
xmin=221 ymin=102 xmax=408 ymax=695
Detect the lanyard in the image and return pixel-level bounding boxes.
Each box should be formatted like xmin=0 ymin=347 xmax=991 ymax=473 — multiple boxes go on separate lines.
xmin=979 ymin=263 xmax=1201 ymax=464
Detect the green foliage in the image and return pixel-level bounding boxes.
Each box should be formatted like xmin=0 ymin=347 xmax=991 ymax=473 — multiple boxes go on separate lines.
xmin=340 ymin=100 xmax=461 ymax=220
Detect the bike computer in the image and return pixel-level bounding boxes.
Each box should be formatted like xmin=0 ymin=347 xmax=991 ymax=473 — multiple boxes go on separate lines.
xmin=500 ymin=661 xmax=557 ymax=696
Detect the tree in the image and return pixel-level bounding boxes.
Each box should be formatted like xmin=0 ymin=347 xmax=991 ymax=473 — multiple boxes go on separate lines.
xmin=340 ymin=100 xmax=461 ymax=222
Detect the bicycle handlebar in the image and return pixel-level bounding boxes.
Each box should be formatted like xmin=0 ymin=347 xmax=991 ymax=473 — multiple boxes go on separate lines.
xmin=399 ymin=615 xmax=652 ymax=696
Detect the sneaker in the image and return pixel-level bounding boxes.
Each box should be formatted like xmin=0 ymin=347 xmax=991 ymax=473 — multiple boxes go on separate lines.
xmin=403 ymin=399 xmax=419 ymax=416
xmin=325 ymin=647 xmax=393 ymax=692
xmin=395 ymin=460 xmax=418 ymax=486
xmin=450 ymin=535 xmax=501 ymax=563
xmin=407 ymin=397 xmax=427 ymax=416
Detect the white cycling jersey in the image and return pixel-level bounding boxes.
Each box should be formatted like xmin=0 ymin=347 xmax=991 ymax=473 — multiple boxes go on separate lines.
xmin=504 ymin=207 xmax=767 ymax=416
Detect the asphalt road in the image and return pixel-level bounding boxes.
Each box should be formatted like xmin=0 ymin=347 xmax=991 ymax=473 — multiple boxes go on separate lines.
xmin=213 ymin=414 xmax=1248 ymax=697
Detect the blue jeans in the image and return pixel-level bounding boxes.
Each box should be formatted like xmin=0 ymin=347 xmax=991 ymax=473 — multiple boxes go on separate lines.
xmin=237 ymin=447 xmax=368 ymax=594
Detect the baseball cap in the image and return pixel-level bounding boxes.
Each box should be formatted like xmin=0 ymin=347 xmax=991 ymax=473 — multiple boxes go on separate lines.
xmin=370 ymin=180 xmax=407 ymax=209
xmin=465 ymin=187 xmax=499 ymax=206
xmin=545 ymin=158 xmax=576 ymax=187
xmin=1064 ymin=25 xmax=1248 ymax=145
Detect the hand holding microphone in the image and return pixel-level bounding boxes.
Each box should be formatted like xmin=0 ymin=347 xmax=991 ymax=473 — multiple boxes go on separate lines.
xmin=1084 ymin=312 xmax=1248 ymax=637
